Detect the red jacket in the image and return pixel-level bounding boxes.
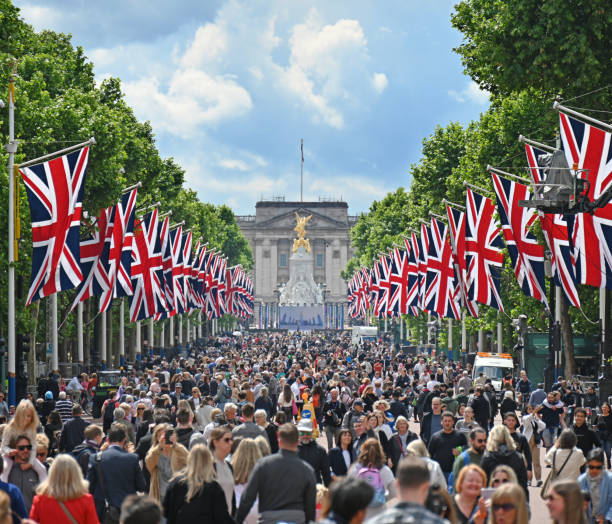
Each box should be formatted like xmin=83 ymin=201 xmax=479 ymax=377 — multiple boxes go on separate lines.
xmin=30 ymin=493 xmax=99 ymax=524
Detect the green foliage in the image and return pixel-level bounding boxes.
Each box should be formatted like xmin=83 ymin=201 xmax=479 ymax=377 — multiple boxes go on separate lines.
xmin=451 ymin=0 xmax=612 ymax=104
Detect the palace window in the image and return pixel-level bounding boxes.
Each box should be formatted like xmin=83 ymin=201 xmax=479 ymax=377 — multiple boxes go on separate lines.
xmin=279 ymin=253 xmax=287 ymax=267
xmin=316 ymin=253 xmax=324 ymax=268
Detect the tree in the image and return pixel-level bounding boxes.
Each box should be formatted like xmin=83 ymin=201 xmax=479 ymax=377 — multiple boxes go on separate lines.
xmin=451 ymin=0 xmax=612 ymax=105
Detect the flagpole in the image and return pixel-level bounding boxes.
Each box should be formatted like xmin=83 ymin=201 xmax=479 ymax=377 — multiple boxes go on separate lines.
xmin=6 ymin=61 xmax=17 ymax=406
xmin=100 ymin=309 xmax=106 ymax=368
xmin=18 ymin=137 xmax=96 ymax=169
xmin=553 ymin=102 xmax=612 ymax=132
xmin=51 ymin=293 xmax=58 ymax=373
xmin=119 ymin=299 xmax=125 ymax=367
xmin=179 ymin=316 xmax=183 ymax=346
xmin=148 ymin=317 xmax=154 ymax=357
xmin=135 ymin=320 xmax=141 ymax=362
xmin=169 ymin=315 xmax=174 ymax=348
xmin=77 ymin=302 xmax=84 ymax=364
xmin=300 ymin=139 xmax=304 ymax=202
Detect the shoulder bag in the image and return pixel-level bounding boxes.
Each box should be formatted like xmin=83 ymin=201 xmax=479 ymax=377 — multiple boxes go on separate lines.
xmin=540 ymin=449 xmax=574 ymax=499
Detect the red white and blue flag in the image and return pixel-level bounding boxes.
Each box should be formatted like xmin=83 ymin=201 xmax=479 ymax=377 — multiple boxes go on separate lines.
xmin=491 ymin=172 xmax=548 ymax=306
xmin=129 ymin=209 xmax=167 ymax=321
xmin=21 ymin=146 xmax=90 ymax=304
xmin=99 ymin=188 xmax=138 ymax=312
xmin=424 ymin=218 xmax=461 ymax=319
xmin=446 ymin=205 xmax=478 ymax=317
xmin=559 ymin=111 xmax=612 ymax=289
xmin=169 ymin=226 xmax=186 ymax=315
xmin=465 ymin=189 xmax=504 ymax=311
xmin=404 ymin=234 xmax=420 ymax=316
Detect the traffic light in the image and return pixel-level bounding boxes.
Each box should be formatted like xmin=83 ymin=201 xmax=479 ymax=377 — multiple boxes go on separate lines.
xmin=19 ymin=335 xmax=30 ymax=353
xmin=0 ymin=337 xmax=6 ymax=357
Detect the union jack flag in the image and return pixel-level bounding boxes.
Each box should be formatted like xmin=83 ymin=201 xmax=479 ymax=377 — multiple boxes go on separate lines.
xmin=369 ymin=264 xmax=380 ymax=314
xmin=181 ymin=231 xmax=194 ymax=310
xmin=375 ymin=255 xmax=392 ymax=318
xmin=389 ymin=247 xmax=409 ymax=315
xmin=129 ymin=209 xmax=167 ymax=321
xmin=153 ymin=216 xmax=174 ymax=321
xmin=465 ymin=189 xmax=504 ymax=311
xmin=205 ymin=254 xmax=221 ymax=319
xmin=99 ymin=189 xmax=138 ymax=312
xmin=491 ymin=172 xmax=548 ymax=306
xmin=169 ymin=226 xmax=186 ymax=315
xmin=525 ymin=142 xmax=581 ymax=308
xmin=446 ymin=205 xmax=478 ymax=317
xmin=559 ymin=111 xmax=612 ymax=289
xmin=404 ymin=234 xmax=420 ymax=316
xmin=347 ymin=273 xmax=360 ymax=318
xmin=418 ymin=224 xmax=432 ymax=312
xmin=20 ymin=146 xmax=90 ymax=304
xmin=424 ymin=218 xmax=461 ymax=319
xmin=69 ymin=206 xmax=111 ymax=312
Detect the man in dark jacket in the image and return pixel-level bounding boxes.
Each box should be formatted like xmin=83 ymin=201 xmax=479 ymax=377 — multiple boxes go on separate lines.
xmin=389 ymin=389 xmax=409 ymax=420
xmin=469 ymin=387 xmax=490 ymax=431
xmin=87 ymin=425 xmax=146 ymax=519
xmin=59 ymin=403 xmax=90 ymax=452
xmin=420 ymin=397 xmax=443 ymax=446
xmin=503 ymin=411 xmax=532 ymax=483
xmin=297 ymin=419 xmax=331 ymax=486
xmin=572 ymin=407 xmax=601 ymax=458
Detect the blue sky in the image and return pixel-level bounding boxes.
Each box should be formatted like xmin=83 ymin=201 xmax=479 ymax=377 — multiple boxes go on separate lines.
xmin=14 ymin=0 xmax=490 ymax=215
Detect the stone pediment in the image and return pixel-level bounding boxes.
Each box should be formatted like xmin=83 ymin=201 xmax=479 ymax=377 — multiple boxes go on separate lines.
xmin=257 ymin=207 xmax=347 ymax=229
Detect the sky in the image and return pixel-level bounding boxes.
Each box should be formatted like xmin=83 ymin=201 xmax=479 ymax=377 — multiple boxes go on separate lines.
xmin=13 ymin=0 xmax=490 ymax=215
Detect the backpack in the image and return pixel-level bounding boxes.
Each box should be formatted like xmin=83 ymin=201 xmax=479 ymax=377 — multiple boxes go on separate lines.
xmin=356 ymin=464 xmax=386 ymax=507
xmin=71 ymin=443 xmax=93 ymax=477
xmin=447 ymin=450 xmax=470 ymax=495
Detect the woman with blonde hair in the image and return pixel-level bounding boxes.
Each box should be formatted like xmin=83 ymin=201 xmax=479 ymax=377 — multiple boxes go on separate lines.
xmin=545 ymin=479 xmax=588 ymax=524
xmin=487 ymin=483 xmax=528 ymax=524
xmin=231 ymin=438 xmax=262 ymax=524
xmin=29 ymin=454 xmax=98 ymax=524
xmin=145 ymin=424 xmax=188 ymax=502
xmin=488 ymin=464 xmax=518 ymax=488
xmin=162 ymin=444 xmax=233 ymax=524
xmin=348 ymin=437 xmax=396 ymax=520
xmin=0 ymin=491 xmax=11 ymax=524
xmin=480 ymin=425 xmax=528 ymax=495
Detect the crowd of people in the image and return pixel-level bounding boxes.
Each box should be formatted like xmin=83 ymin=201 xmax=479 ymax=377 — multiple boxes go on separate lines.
xmin=0 ymin=331 xmax=609 ymax=524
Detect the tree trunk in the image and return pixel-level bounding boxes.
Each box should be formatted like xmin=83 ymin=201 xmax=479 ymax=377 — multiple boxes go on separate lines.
xmin=560 ymin=297 xmax=576 ymax=378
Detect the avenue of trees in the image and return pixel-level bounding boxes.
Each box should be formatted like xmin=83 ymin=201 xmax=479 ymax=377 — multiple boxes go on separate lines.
xmin=0 ymin=1 xmax=253 ymax=368
xmin=343 ymin=0 xmax=612 ymax=375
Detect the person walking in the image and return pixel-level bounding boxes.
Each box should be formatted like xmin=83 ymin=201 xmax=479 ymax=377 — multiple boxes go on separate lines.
xmin=145 ymin=425 xmax=188 ymax=503
xmin=208 ymin=426 xmax=235 ymax=514
xmin=480 ymin=425 xmax=528 ymax=496
xmin=595 ymin=402 xmax=612 ymax=469
xmin=87 ymin=425 xmax=146 ymax=522
xmin=162 ymin=444 xmax=233 ymax=524
xmin=578 ymin=448 xmax=612 ymax=523
xmin=543 ymin=429 xmax=586 ymax=492
xmin=235 ymin=423 xmax=316 ymax=524
xmin=58 ymin=403 xmax=90 ymax=453
xmin=29 ymin=454 xmax=99 ymax=524
xmin=231 ymin=438 xmax=263 ymax=524
xmin=521 ymin=404 xmax=546 ymax=487
xmin=427 ymin=411 xmax=468 ymax=483
xmin=297 ymin=419 xmax=331 ymax=486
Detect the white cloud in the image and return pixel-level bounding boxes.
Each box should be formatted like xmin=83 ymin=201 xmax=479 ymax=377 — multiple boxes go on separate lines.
xmin=372 ymin=73 xmax=388 ymax=94
xmin=17 ymin=3 xmax=62 ymax=30
xmin=218 ymin=159 xmax=249 ymax=171
xmin=123 ymin=70 xmax=252 ymax=137
xmin=180 ymin=23 xmax=228 ymax=68
xmin=277 ymin=9 xmax=373 ymax=129
xmin=448 ymin=81 xmax=490 ymax=105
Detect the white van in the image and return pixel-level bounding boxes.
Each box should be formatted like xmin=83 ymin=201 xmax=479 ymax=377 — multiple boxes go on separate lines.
xmin=351 ymin=326 xmax=378 ymax=346
xmin=472 ymin=352 xmax=514 ymax=393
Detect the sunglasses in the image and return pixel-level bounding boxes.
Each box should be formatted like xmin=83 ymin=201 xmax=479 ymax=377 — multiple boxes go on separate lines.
xmin=492 ymin=503 xmax=516 ymax=512
xmin=588 ymin=464 xmax=603 ymax=470
xmin=17 ymin=445 xmax=32 ymax=451
xmin=222 ymin=437 xmax=233 ymax=443
xmin=492 ymin=478 xmax=509 ymax=485
xmin=36 ymin=452 xmax=46 ymax=457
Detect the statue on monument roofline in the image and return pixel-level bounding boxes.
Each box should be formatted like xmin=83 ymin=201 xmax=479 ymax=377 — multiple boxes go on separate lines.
xmin=293 ymin=212 xmax=312 ymax=253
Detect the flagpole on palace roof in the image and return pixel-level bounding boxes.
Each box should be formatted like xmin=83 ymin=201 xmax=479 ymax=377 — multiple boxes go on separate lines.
xmin=6 ymin=60 xmax=18 ymax=406
xmin=300 ymin=138 xmax=304 ymax=202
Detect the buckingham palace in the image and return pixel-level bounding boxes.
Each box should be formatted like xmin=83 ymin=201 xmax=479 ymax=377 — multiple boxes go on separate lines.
xmin=236 ymin=198 xmax=358 ymax=328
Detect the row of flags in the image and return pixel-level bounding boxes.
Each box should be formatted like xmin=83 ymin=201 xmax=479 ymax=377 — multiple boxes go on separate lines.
xmin=349 ymin=108 xmax=612 ymax=319
xmin=18 ymin=147 xmax=253 ymax=323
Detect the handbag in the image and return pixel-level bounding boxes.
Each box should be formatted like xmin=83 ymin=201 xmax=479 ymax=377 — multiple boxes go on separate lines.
xmin=96 ymin=452 xmax=121 ymax=524
xmin=540 ymin=449 xmax=573 ymax=499
xmin=292 ymin=399 xmax=298 ymax=416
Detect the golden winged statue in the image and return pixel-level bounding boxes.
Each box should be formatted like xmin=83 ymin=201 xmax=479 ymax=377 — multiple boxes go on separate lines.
xmin=293 ymin=212 xmax=312 ymax=253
